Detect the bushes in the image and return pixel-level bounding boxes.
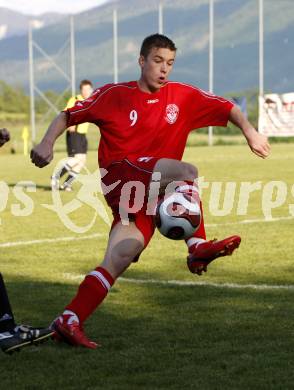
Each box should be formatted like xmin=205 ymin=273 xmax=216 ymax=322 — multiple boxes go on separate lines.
xmin=0 ymin=80 xmax=71 ymax=115
xmin=0 ymin=80 xmax=29 ymax=114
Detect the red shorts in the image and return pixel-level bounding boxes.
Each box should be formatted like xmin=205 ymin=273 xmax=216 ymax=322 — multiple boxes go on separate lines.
xmin=101 ymin=157 xmax=161 ymax=248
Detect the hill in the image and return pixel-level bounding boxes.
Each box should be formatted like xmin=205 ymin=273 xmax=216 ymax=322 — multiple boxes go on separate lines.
xmin=0 ymin=0 xmax=293 ymax=94
xmin=0 ymin=7 xmax=65 ymax=40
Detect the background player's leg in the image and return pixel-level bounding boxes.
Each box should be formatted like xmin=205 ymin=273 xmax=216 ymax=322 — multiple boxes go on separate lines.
xmin=52 ymin=161 xmax=72 ymax=180
xmin=60 ymin=133 xmax=87 ymax=190
xmin=52 ymin=156 xmax=80 ymax=191
xmin=51 ymin=131 xmax=75 ymax=189
xmin=0 ymin=273 xmax=15 ymax=332
xmin=51 ymin=160 xmax=74 ymax=190
xmin=61 ymin=154 xmax=86 ymax=191
xmin=72 ymin=153 xmax=86 ymax=173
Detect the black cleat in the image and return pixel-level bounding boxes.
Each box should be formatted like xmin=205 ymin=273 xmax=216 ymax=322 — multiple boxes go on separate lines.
xmin=0 ymin=325 xmax=54 ymax=354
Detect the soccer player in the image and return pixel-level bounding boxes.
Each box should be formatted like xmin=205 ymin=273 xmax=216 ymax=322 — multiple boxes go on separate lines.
xmin=0 ymin=130 xmax=53 ymax=354
xmin=0 ymin=273 xmax=54 ymax=354
xmin=31 ymin=34 xmax=270 ymax=349
xmin=0 ymin=130 xmax=15 ymax=342
xmin=51 ymin=80 xmax=93 ymax=191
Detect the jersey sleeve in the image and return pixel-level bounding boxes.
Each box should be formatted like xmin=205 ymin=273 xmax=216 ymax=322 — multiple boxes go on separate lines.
xmin=63 ymin=85 xmax=111 ymax=127
xmin=187 ymin=87 xmax=234 ymax=130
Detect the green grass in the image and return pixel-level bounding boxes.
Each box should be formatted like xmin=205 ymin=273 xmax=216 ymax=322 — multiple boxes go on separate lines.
xmin=0 ymin=144 xmax=294 ymax=389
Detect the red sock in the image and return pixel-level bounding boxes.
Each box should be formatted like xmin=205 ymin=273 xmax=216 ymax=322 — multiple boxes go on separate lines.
xmin=65 ymin=267 xmax=114 ymax=324
xmin=185 ymin=200 xmax=207 ymax=249
xmin=193 ymin=200 xmax=206 ymax=239
xmin=175 ymin=180 xmax=206 ymax=242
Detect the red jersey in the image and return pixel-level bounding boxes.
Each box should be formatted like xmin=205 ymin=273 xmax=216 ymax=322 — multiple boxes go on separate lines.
xmin=65 ymin=81 xmax=233 ymax=169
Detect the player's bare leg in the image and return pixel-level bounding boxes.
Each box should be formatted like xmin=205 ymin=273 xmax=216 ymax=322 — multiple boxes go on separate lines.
xmin=52 ymin=222 xmax=144 ymax=348
xmin=152 ymin=158 xmax=241 ymax=275
xmin=101 ymin=221 xmax=145 ymax=278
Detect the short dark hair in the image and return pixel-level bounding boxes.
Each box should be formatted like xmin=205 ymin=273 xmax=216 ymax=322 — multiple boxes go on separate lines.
xmin=140 ymin=34 xmax=177 ymax=58
xmin=79 ymin=79 xmax=93 ymax=90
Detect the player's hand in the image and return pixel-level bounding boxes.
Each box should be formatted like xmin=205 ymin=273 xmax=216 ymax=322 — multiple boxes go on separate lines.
xmin=30 ymin=139 xmax=53 ymax=168
xmin=0 ymin=128 xmax=10 ymax=147
xmin=245 ymin=128 xmax=270 ymax=159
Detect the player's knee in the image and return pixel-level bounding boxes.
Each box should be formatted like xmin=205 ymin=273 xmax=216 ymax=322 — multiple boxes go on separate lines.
xmin=180 ymin=163 xmax=198 ymax=181
xmin=72 ymin=154 xmax=86 ymax=173
xmin=67 ymin=157 xmax=78 ymax=170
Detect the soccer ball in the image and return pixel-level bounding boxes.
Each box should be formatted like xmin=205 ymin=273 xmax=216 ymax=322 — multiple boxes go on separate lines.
xmin=155 ymin=192 xmax=201 ymax=240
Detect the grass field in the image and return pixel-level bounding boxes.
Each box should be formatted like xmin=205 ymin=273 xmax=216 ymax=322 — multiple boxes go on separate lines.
xmin=1 ymin=144 xmax=294 ymax=389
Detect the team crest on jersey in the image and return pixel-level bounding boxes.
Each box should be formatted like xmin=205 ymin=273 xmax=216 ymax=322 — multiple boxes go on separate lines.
xmin=165 ymin=104 xmax=179 ymax=124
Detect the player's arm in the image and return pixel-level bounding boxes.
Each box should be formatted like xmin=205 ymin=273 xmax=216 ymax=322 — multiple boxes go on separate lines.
xmin=30 ymin=112 xmax=67 ymax=168
xmin=229 ymin=105 xmax=270 ymax=159
xmin=0 ymin=128 xmax=10 ymax=147
xmin=31 ymin=87 xmax=105 ymax=167
xmin=30 ymin=95 xmax=78 ymax=168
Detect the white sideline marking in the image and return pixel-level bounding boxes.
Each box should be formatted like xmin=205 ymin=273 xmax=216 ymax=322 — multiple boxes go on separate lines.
xmin=1 ymin=215 xmax=293 ymax=249
xmin=63 ymin=273 xmax=294 ymax=291
xmin=206 ymin=215 xmax=294 ymax=227
xmin=0 ymin=233 xmax=104 ymax=248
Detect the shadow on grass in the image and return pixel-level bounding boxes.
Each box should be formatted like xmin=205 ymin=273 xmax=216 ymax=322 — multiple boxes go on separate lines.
xmin=8 ymin=182 xmax=52 ymax=191
xmin=1 ymin=275 xmax=294 ymax=390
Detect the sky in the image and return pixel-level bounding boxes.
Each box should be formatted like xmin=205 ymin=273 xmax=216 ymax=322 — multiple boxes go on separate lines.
xmin=0 ymin=0 xmax=109 ymax=15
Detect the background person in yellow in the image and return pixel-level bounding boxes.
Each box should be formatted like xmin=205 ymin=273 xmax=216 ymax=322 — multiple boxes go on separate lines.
xmin=51 ymin=80 xmax=93 ymax=191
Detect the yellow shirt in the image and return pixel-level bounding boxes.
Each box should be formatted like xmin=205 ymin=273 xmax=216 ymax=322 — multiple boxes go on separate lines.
xmin=65 ymin=94 xmax=90 ymax=135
